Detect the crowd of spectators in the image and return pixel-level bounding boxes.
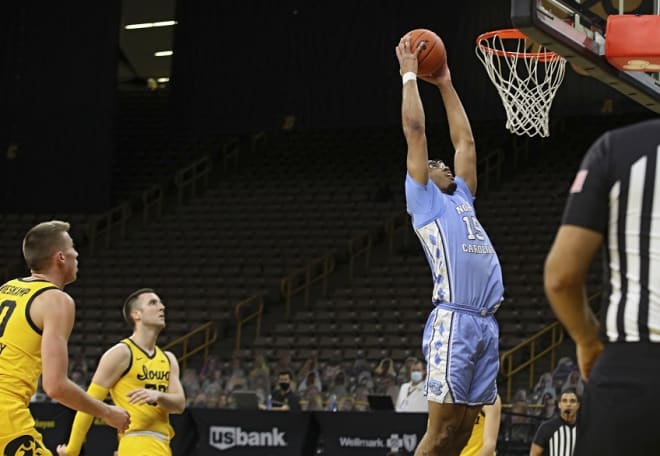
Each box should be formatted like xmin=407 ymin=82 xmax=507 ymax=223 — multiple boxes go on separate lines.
xmin=178 ymin=351 xmax=424 ymax=412
xmin=36 ymin=350 xmax=430 ymax=413
xmin=33 ymin=349 xmax=583 ymax=424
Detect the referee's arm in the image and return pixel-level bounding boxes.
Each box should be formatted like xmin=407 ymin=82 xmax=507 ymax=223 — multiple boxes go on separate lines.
xmin=530 ymin=442 xmax=544 ymax=456
xmin=545 ymin=132 xmax=609 ymax=380
xmin=530 ymin=417 xmax=552 ymax=456
xmin=544 ymin=224 xmax=604 ymax=379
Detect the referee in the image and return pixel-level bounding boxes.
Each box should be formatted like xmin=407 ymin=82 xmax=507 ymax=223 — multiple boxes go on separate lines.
xmin=530 ymin=389 xmax=579 ymax=456
xmin=544 ymin=117 xmax=660 ymax=455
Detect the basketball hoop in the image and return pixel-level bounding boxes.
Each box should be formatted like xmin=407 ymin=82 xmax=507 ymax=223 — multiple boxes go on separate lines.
xmin=475 ymin=29 xmax=567 ymax=138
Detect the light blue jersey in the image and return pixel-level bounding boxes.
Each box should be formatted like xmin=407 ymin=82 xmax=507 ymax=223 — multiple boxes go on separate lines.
xmin=405 ymin=173 xmax=503 ymax=405
xmin=405 ymin=174 xmax=503 ymax=312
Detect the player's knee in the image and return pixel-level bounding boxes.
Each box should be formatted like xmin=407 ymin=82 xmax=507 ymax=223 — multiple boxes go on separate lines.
xmin=426 ymin=427 xmax=454 ymax=453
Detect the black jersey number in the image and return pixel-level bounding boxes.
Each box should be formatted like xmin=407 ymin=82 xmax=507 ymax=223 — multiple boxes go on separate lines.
xmin=145 ymin=383 xmax=167 ymax=406
xmin=145 ymin=383 xmax=167 ymax=393
xmin=0 ymin=300 xmax=17 ymax=337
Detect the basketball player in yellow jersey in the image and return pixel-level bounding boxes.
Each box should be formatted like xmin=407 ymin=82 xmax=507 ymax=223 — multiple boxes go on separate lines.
xmin=57 ymin=288 xmax=185 ymax=456
xmin=460 ymin=394 xmax=502 ymax=456
xmin=0 ymin=220 xmax=130 ymax=456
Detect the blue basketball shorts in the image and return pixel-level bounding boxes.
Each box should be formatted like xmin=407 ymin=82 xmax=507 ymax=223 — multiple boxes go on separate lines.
xmin=422 ymin=303 xmax=499 ymax=405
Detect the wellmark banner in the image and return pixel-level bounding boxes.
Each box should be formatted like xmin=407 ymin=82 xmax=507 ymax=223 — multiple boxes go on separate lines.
xmin=317 ymin=411 xmax=427 ymax=455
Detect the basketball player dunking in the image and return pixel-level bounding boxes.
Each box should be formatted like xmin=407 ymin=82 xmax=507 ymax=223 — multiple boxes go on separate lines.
xmin=396 ymin=34 xmax=504 ymax=456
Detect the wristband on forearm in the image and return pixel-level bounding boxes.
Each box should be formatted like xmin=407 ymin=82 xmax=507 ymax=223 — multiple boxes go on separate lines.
xmin=402 ymin=71 xmax=417 ymax=84
xmin=66 ymin=383 xmax=110 ymax=455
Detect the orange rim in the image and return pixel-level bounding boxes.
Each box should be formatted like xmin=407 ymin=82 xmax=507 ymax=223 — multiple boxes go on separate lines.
xmin=476 ymin=28 xmax=564 ymax=62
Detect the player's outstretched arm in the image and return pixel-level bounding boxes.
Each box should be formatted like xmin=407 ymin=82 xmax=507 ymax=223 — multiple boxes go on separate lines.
xmin=544 ymin=225 xmax=604 ymax=379
xmin=396 ymin=35 xmax=429 ymax=185
xmin=420 ymin=67 xmax=477 ymax=195
xmin=38 ymin=291 xmax=130 ymax=432
xmin=57 ymin=343 xmax=132 ymax=456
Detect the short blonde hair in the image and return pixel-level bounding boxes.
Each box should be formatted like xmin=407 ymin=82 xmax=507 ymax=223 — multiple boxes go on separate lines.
xmin=22 ymin=220 xmax=71 ymax=272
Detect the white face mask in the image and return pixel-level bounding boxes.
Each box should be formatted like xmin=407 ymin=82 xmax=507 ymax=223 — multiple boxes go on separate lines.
xmin=411 ymin=371 xmax=423 ymax=383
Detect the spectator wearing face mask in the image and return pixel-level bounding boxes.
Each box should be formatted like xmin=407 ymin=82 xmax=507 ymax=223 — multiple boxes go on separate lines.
xmin=270 ymin=370 xmax=301 ymax=411
xmin=395 ymin=360 xmax=428 ymax=413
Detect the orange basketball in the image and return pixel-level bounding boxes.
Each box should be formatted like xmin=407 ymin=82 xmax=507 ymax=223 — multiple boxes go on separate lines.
xmin=405 ymin=29 xmax=447 ymax=76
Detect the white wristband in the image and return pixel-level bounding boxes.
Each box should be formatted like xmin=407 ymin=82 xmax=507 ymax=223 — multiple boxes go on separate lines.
xmin=402 ymin=72 xmax=417 ymax=84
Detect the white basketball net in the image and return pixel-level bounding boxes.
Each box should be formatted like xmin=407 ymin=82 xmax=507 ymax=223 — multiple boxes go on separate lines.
xmin=476 ymin=31 xmax=566 ymax=138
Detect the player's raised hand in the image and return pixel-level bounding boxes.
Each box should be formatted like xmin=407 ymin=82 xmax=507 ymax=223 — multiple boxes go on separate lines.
xmin=418 ymin=61 xmax=451 ymax=87
xmin=396 ymin=34 xmax=423 ymax=76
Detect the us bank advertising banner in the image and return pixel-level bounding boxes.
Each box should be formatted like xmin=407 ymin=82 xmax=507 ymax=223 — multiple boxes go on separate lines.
xmin=190 ymin=409 xmax=317 ymax=455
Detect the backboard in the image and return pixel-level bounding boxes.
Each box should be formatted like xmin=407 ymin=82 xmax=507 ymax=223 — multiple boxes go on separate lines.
xmin=511 ymin=0 xmax=660 ymax=113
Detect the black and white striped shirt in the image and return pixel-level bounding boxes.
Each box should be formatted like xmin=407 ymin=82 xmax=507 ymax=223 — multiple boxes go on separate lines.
xmin=533 ymin=416 xmax=576 ymax=456
xmin=562 ymin=118 xmax=660 ymax=342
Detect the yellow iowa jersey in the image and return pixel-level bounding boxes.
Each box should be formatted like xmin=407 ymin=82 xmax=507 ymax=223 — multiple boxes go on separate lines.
xmin=0 ymin=279 xmax=58 ymax=408
xmin=110 ymin=338 xmax=174 ymax=440
xmin=461 ymin=410 xmax=491 ymax=456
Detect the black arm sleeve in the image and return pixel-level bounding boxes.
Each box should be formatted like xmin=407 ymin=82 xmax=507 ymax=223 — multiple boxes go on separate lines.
xmin=561 ymin=133 xmax=612 ymax=234
xmin=532 ymin=418 xmax=556 ymax=450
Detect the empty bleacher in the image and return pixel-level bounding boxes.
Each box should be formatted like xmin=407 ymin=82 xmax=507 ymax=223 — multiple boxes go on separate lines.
xmin=6 ymin=111 xmax=641 ymax=383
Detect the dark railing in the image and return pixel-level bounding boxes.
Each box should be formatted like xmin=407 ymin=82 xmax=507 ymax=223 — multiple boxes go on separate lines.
xmin=477 ymin=147 xmax=504 ymax=192
xmin=234 ymin=293 xmax=264 ymax=351
xmin=141 ymin=183 xmax=163 ymax=225
xmin=499 ymin=292 xmax=602 ymax=402
xmin=162 ymin=321 xmax=218 ymax=372
xmin=499 ymin=321 xmax=565 ymax=402
xmin=87 ymin=202 xmax=131 ymax=254
xmin=221 ymin=137 xmax=240 ymax=174
xmin=348 ymin=231 xmax=372 ymax=281
xmin=174 ymin=155 xmax=212 ymax=205
xmin=280 ymin=254 xmax=335 ymax=316
xmin=384 ymin=212 xmax=410 ymax=255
